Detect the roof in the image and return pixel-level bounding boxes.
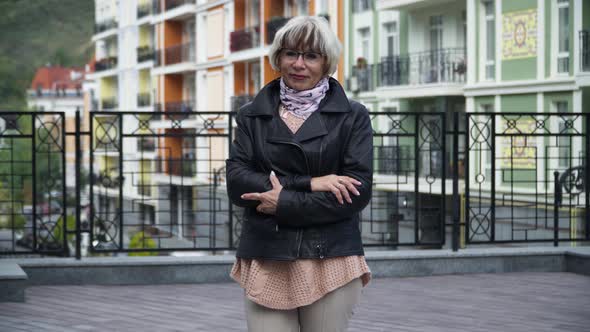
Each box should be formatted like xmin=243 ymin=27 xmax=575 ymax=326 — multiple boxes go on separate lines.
xmin=29 ymin=65 xmax=85 ymax=90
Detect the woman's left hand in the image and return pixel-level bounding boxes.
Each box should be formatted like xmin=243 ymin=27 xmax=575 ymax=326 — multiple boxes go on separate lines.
xmin=241 ymin=171 xmax=283 ymax=215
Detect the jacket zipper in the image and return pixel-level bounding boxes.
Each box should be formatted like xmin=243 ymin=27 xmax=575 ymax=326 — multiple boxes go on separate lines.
xmin=271 ymin=140 xmax=310 ymax=258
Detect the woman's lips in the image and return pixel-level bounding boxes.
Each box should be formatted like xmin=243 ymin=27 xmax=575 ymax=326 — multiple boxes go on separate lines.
xmin=290 ymin=74 xmax=307 ymax=80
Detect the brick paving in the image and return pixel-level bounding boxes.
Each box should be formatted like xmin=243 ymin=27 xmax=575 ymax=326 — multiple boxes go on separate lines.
xmin=0 ymin=272 xmax=589 ymax=332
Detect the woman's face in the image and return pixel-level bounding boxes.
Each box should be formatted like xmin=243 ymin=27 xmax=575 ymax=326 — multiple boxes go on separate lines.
xmin=278 ymin=47 xmax=326 ymax=91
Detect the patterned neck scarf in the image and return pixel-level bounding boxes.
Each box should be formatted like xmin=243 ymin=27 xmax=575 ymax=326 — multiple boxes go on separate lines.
xmin=279 ymin=77 xmax=330 ymax=120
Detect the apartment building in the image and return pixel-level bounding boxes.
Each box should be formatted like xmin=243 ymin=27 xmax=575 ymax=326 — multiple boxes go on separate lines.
xmin=89 ymin=0 xmax=344 ymax=249
xmin=345 ymin=0 xmax=589 ymax=245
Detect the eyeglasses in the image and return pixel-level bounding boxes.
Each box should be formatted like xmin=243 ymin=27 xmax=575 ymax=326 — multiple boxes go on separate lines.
xmin=280 ymin=48 xmax=324 ymax=64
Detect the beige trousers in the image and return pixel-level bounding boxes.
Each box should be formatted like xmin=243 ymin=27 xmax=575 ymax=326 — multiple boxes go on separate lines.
xmin=244 ymin=278 xmax=362 ymax=332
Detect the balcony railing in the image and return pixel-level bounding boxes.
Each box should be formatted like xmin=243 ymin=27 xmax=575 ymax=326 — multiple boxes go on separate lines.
xmin=137 ymin=93 xmax=151 ymax=107
xmin=231 ymin=94 xmax=255 ymax=112
xmin=137 ymin=2 xmax=152 ymax=18
xmin=137 ymin=137 xmax=156 ymax=152
xmin=346 ymin=64 xmax=375 ymax=93
xmin=580 ymin=30 xmax=590 ymax=72
xmin=94 ymin=18 xmax=118 ymax=34
xmin=266 ymin=17 xmax=291 ymax=44
xmin=156 ymin=43 xmax=195 ymax=66
xmin=101 ymin=97 xmax=118 ymax=110
xmin=230 ymin=26 xmax=260 ymax=52
xmin=152 ymin=0 xmax=195 ymax=13
xmin=155 ymin=156 xmax=196 ymax=177
xmin=377 ymin=48 xmax=467 ymax=87
xmin=137 ymin=46 xmax=155 ymax=63
xmin=95 ymin=57 xmax=118 ymax=72
xmin=154 ymin=100 xmax=195 ymax=112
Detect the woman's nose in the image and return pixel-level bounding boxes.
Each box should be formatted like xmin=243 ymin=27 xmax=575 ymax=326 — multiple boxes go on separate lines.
xmin=292 ymin=55 xmax=306 ymax=67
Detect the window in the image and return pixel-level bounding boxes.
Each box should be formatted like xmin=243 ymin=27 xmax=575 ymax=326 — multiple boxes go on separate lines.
xmin=429 ymin=15 xmax=443 ymax=51
xmin=462 ymin=10 xmax=467 ymax=48
xmin=358 ymin=27 xmax=370 ymax=61
xmin=353 ymin=0 xmax=371 ymax=13
xmin=483 ymin=0 xmax=495 ymax=80
xmin=557 ymin=0 xmax=570 ymax=73
xmin=383 ymin=22 xmax=398 ymax=57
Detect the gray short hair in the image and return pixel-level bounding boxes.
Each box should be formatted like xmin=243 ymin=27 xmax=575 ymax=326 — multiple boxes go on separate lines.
xmin=268 ymin=16 xmax=342 ymax=76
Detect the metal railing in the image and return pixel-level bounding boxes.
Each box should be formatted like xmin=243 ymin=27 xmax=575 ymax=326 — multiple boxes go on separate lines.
xmin=137 ymin=2 xmax=152 ymax=18
xmin=346 ymin=64 xmax=375 ymax=93
xmin=95 ymin=57 xmax=118 ymax=72
xmin=230 ymin=26 xmax=260 ymax=52
xmin=377 ymin=48 xmax=467 ymax=87
xmin=137 ymin=46 xmax=155 ymax=63
xmin=101 ymin=97 xmax=118 ymax=110
xmin=94 ymin=18 xmax=117 ymax=33
xmin=0 ymin=110 xmax=588 ymax=258
xmin=137 ymin=93 xmax=151 ymax=107
xmin=154 ymin=100 xmax=195 ymax=112
xmin=155 ymin=43 xmax=195 ymax=66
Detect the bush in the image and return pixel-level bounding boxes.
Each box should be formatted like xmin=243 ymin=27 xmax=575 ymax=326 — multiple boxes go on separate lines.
xmin=53 ymin=215 xmax=76 ymax=243
xmin=128 ymin=231 xmax=157 ymax=256
xmin=0 ymin=214 xmax=26 ymax=230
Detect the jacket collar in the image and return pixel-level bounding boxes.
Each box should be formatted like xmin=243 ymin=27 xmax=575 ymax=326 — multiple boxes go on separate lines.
xmin=245 ymin=77 xmax=352 ymax=117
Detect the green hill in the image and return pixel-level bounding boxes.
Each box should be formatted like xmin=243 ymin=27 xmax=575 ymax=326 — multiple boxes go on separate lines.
xmin=0 ymin=0 xmax=94 ymax=109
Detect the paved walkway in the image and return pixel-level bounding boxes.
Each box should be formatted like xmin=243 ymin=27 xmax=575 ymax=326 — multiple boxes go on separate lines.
xmin=0 ymin=272 xmax=589 ymax=332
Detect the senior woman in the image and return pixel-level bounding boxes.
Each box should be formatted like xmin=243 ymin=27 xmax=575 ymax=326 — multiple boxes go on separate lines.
xmin=226 ymin=16 xmax=373 ymax=331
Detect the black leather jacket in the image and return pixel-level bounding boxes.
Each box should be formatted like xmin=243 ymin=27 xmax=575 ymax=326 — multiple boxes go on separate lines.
xmin=226 ymin=77 xmax=373 ymax=260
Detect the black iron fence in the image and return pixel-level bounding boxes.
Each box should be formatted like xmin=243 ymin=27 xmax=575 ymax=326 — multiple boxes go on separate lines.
xmin=0 ymin=110 xmax=588 ymax=258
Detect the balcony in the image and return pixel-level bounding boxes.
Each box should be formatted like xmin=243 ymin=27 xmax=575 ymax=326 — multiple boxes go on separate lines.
xmin=93 ymin=170 xmax=124 ymax=189
xmin=152 ymin=0 xmax=196 ymax=15
xmin=377 ymin=48 xmax=466 ymax=87
xmin=580 ymin=30 xmax=590 ymax=72
xmin=94 ymin=18 xmax=117 ymax=34
xmin=101 ymin=97 xmax=118 ymax=110
xmin=137 ymin=137 xmax=156 ymax=152
xmin=230 ymin=27 xmax=260 ymax=52
xmin=266 ymin=17 xmax=290 ymax=44
xmin=137 ymin=46 xmax=155 ymax=63
xmin=154 ymin=100 xmax=195 ymax=113
xmin=155 ymin=43 xmax=195 ymax=66
xmin=137 ymin=2 xmax=152 ymax=18
xmin=155 ymin=156 xmax=196 ymax=177
xmin=231 ymin=94 xmax=254 ymax=112
xmin=95 ymin=57 xmax=118 ymax=72
xmin=346 ymin=64 xmax=375 ymax=93
xmin=137 ymin=93 xmax=151 ymax=107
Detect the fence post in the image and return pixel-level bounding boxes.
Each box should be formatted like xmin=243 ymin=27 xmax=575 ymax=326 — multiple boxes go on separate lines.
xmin=452 ymin=110 xmax=459 ymax=251
xmin=75 ymin=110 xmax=82 ymax=260
xmin=554 ymin=171 xmax=560 ymax=247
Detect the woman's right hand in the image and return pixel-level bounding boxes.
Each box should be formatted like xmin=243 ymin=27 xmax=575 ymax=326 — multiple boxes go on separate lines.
xmin=310 ymin=175 xmax=361 ymax=205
